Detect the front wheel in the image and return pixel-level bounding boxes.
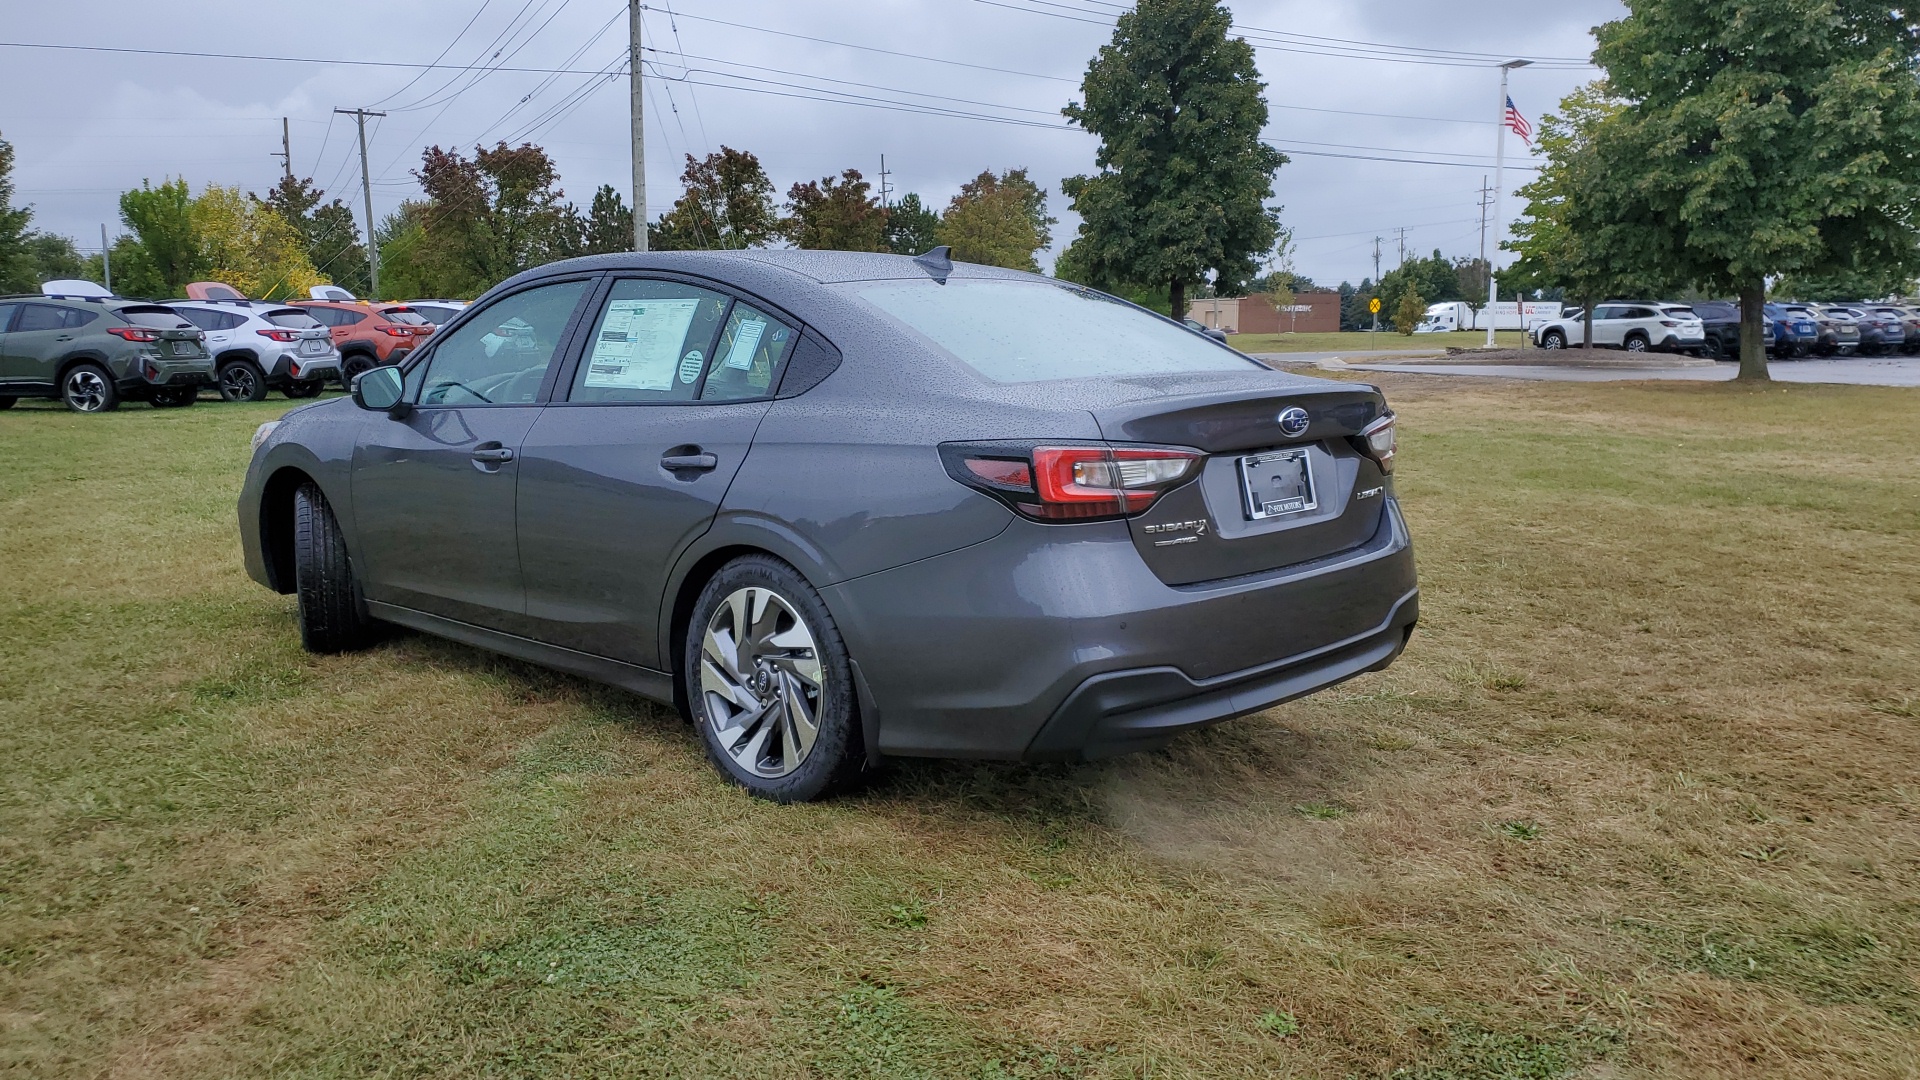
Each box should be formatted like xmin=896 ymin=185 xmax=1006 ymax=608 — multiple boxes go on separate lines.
xmin=685 ymin=556 xmax=864 ymax=803
xmin=62 ymin=363 xmax=119 ymax=413
xmin=149 ymin=386 xmax=199 ymax=408
xmin=292 ymin=483 xmax=380 ymax=653
xmin=283 ymin=378 xmax=325 ymax=399
xmin=1541 ymin=330 xmax=1565 ymax=350
xmin=219 ymin=361 xmax=269 ymax=402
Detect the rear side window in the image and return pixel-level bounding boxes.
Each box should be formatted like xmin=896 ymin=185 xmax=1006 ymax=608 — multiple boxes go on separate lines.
xmin=15 ymin=304 xmax=70 ymax=332
xmin=0 ymin=304 xmax=17 ymax=331
xmin=569 ymin=279 xmax=731 ymax=403
xmin=850 ymin=279 xmax=1257 ymax=384
xmin=117 ymin=307 xmax=192 ymax=329
xmin=701 ymin=302 xmax=796 ymax=402
xmin=175 ymin=308 xmax=222 ymax=331
xmin=264 ymin=309 xmax=322 ymax=328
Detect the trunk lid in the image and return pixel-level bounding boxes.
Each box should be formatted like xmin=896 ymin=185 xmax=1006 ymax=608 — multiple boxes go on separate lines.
xmin=1089 ymin=381 xmax=1392 ymax=587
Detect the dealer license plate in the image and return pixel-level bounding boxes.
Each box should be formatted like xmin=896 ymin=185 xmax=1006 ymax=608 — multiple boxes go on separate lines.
xmin=1239 ymin=448 xmax=1317 ymax=520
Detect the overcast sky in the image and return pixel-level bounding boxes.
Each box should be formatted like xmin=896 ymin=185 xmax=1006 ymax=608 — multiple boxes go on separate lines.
xmin=0 ymin=0 xmax=1625 ymax=288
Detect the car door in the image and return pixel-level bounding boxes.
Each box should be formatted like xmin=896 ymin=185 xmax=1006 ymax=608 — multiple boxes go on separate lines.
xmin=348 ymin=277 xmax=596 ymax=633
xmin=1588 ymin=305 xmax=1625 ymax=346
xmin=4 ymin=304 xmax=81 ymax=387
xmin=0 ymin=304 xmax=20 ymax=386
xmin=516 ymin=276 xmax=801 ymax=669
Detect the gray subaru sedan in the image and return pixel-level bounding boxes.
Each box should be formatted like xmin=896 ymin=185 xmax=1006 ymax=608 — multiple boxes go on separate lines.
xmin=239 ymin=249 xmax=1417 ymax=802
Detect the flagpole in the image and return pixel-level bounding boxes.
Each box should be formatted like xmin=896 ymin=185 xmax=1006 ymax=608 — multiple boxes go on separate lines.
xmin=1488 ymin=60 xmax=1532 ymax=349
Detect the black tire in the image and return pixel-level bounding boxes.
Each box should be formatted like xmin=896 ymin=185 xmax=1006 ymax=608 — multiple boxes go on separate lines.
xmin=61 ymin=363 xmax=120 ymax=413
xmin=684 ymin=555 xmax=864 ymax=803
xmin=340 ymin=353 xmax=375 ymax=386
xmin=283 ymin=378 xmax=325 ymax=399
xmin=1541 ymin=330 xmax=1565 ymax=350
xmin=218 ymin=361 xmax=269 ymax=403
xmin=149 ymin=386 xmax=199 ymax=408
xmin=1623 ymin=332 xmax=1650 ymax=353
xmin=292 ymin=483 xmax=379 ymax=654
xmin=0 ymin=396 xmax=15 ymax=410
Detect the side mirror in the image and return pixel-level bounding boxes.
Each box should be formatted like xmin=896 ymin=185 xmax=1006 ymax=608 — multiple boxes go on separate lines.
xmin=351 ymin=365 xmax=409 ymax=417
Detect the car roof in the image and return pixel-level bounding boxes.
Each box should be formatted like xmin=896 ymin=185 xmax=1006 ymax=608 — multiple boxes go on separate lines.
xmin=509 ymin=248 xmax=1033 ymax=288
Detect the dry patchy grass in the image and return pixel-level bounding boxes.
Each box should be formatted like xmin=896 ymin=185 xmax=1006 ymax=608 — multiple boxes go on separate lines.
xmin=1 ymin=379 xmax=1916 ymax=1078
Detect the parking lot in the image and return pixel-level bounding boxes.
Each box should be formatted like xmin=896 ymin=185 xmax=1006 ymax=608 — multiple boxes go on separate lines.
xmin=4 ymin=375 xmax=1916 ymax=1077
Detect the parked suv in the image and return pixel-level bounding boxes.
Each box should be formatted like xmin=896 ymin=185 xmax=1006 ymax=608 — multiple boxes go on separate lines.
xmin=0 ymin=287 xmax=213 ymax=412
xmin=1825 ymin=305 xmax=1904 ymax=354
xmin=1532 ymin=301 xmax=1706 ymax=353
xmin=1778 ymin=304 xmax=1858 ymax=356
xmin=289 ymin=301 xmax=436 ymax=382
xmin=169 ymin=300 xmax=341 ymax=401
xmin=1863 ymin=304 xmax=1920 ymax=354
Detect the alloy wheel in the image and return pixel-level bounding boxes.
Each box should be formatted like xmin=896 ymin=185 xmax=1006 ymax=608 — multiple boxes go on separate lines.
xmin=1625 ymin=337 xmax=1648 ymax=353
xmin=699 ymin=587 xmax=824 ymax=779
xmin=1542 ymin=333 xmax=1563 ymax=350
xmin=221 ymin=364 xmax=261 ymax=401
xmin=65 ymin=369 xmax=109 ymax=412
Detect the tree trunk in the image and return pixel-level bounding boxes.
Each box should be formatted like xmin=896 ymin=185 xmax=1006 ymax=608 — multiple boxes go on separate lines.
xmin=1581 ymin=292 xmax=1595 ymax=350
xmin=1738 ymin=280 xmax=1771 ymax=381
xmin=1170 ymin=279 xmax=1187 ymax=323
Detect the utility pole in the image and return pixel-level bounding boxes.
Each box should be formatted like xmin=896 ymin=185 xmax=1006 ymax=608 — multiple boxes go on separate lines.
xmin=272 ymin=117 xmax=292 ymax=182
xmin=878 ymin=154 xmax=893 ymax=209
xmin=1476 ymin=175 xmax=1493 ymax=327
xmin=101 ymin=224 xmax=111 ymax=294
xmin=1487 ymin=60 xmax=1533 ymax=348
xmin=1372 ymin=236 xmax=1382 ymax=286
xmin=1394 ymin=226 xmax=1408 ymax=270
xmin=335 ymin=107 xmax=385 ymax=298
xmin=630 ymin=0 xmax=647 ymax=251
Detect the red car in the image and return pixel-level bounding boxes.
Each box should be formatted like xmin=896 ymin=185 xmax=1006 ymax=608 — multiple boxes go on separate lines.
xmin=288 ymin=301 xmax=436 ymax=382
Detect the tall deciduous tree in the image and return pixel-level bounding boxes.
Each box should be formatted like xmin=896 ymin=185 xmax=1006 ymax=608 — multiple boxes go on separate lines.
xmin=1061 ymin=0 xmax=1286 ymax=320
xmin=935 ymin=168 xmax=1055 ymax=270
xmin=884 ymin=193 xmax=940 ymax=255
xmin=190 ymin=185 xmax=321 ymax=300
xmin=261 ymin=174 xmax=369 ymax=296
xmin=1585 ymin=1 xmax=1920 ymax=379
xmin=784 ymin=169 xmax=888 ymax=252
xmin=653 ymin=148 xmax=780 ymax=250
xmin=0 ymin=132 xmax=35 ymax=292
xmin=117 ymin=179 xmax=202 ymax=298
xmin=409 ymin=142 xmax=579 ymax=297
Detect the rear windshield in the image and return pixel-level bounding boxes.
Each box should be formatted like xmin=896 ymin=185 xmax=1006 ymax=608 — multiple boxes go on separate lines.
xmin=380 ymin=307 xmax=430 ymax=325
xmin=848 ymin=279 xmax=1259 ymax=384
xmin=264 ymin=308 xmax=322 ymax=328
xmin=116 ymin=306 xmax=192 ymax=329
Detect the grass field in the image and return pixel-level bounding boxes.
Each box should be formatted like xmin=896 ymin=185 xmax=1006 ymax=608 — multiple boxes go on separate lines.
xmin=3 ymin=380 xmax=1918 ymax=1078
xmin=1228 ymin=331 xmax=1530 ymax=353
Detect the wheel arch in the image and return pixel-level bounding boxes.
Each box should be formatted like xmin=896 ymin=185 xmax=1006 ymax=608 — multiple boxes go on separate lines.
xmin=55 ymin=350 xmax=114 ymax=381
xmin=258 ymin=464 xmax=322 ymax=594
xmin=214 ymin=348 xmax=263 ymax=367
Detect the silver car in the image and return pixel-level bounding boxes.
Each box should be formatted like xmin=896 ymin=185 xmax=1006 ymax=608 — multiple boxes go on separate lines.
xmin=169 ymin=300 xmax=341 ymax=400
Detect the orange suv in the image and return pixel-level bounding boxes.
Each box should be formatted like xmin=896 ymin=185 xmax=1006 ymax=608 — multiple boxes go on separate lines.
xmin=289 ymin=301 xmax=436 ymax=383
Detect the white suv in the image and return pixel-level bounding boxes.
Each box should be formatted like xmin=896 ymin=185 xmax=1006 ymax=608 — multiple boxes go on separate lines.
xmin=168 ymin=301 xmax=342 ymax=400
xmin=1533 ymin=301 xmax=1707 ymax=353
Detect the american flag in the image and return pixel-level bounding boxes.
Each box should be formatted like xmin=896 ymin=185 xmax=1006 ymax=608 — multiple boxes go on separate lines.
xmin=1504 ymin=97 xmax=1533 ymax=144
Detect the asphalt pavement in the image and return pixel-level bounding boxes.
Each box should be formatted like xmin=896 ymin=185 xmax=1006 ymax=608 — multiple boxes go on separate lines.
xmin=1255 ymin=353 xmax=1920 ymax=388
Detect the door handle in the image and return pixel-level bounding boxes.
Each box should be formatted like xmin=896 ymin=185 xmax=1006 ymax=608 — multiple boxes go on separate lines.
xmin=471 ymin=446 xmax=515 ymax=464
xmin=661 ymin=452 xmax=718 ymax=472
xmin=55 ymin=334 xmax=73 ymax=341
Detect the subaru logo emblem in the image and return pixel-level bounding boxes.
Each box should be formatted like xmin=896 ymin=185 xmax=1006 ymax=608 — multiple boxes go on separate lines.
xmin=1277 ymin=407 xmax=1311 ymax=438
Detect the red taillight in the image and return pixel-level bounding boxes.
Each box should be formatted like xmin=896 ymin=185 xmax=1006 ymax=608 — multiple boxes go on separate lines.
xmin=1660 ymin=320 xmax=1679 ymax=327
xmin=943 ymin=442 xmax=1202 ymax=522
xmin=1355 ymin=413 xmax=1397 ymax=474
xmin=107 ymin=326 xmax=160 ymax=342
xmin=380 ymin=325 xmax=412 ymax=337
xmin=257 ymin=328 xmax=301 ymax=342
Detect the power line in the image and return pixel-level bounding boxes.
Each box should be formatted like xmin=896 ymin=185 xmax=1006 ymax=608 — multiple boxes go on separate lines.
xmin=366 ymin=0 xmax=498 ymax=108
xmin=0 ymin=39 xmax=621 ymax=75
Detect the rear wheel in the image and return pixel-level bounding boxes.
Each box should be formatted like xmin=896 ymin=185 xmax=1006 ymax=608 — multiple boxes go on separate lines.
xmin=62 ymin=364 xmax=119 ymax=413
xmin=1541 ymin=330 xmax=1565 ymax=350
xmin=292 ymin=483 xmax=380 ymax=653
xmin=1623 ymin=333 xmax=1650 ymax=353
xmin=149 ymin=386 xmax=198 ymax=408
xmin=219 ymin=361 xmax=269 ymax=402
xmin=685 ymin=556 xmax=863 ymax=803
xmin=283 ymin=378 xmax=325 ymax=399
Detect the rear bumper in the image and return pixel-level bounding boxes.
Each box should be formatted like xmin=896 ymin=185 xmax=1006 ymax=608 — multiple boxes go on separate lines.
xmin=826 ymin=497 xmax=1419 ymax=761
xmin=268 ymin=350 xmax=343 ymax=382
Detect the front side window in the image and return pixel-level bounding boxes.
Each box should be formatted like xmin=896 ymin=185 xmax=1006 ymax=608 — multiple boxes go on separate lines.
xmin=569 ymin=279 xmax=730 ymax=403
xmin=415 ymin=279 xmax=590 ymax=406
xmin=850 ymin=279 xmax=1259 ymax=384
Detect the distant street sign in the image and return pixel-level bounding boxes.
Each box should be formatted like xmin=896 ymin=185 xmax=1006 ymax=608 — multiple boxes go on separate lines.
xmin=1369 ymin=298 xmax=1382 ymax=314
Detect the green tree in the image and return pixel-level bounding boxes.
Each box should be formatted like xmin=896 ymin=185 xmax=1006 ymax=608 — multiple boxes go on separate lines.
xmin=117 ymin=179 xmax=202 ymax=297
xmin=884 ymin=192 xmax=940 ymax=255
xmin=1060 ymin=0 xmax=1286 ymax=320
xmin=1583 ymin=1 xmax=1920 ymax=379
xmin=0 ymin=132 xmax=35 ymax=292
xmin=190 ymin=185 xmax=321 ymax=299
xmin=1375 ymin=251 xmax=1460 ymax=329
xmin=784 ymin=169 xmax=888 ymax=252
xmin=1504 ymin=83 xmax=1674 ymax=349
xmin=653 ymin=148 xmax=780 ymax=250
xmin=374 ymin=201 xmax=435 ymax=300
xmin=580 ymin=184 xmax=634 ymax=255
xmin=24 ymin=232 xmax=84 ymax=282
xmin=408 ymin=142 xmax=579 ymax=297
xmin=1394 ymin=287 xmax=1426 ymax=336
xmin=262 ymin=174 xmax=371 ymax=297
xmin=935 ymin=168 xmax=1055 ymax=270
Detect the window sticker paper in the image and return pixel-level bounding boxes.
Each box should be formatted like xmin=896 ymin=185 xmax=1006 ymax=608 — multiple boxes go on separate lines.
xmin=722 ymin=317 xmax=766 ymax=370
xmin=583 ymin=298 xmax=700 ymax=390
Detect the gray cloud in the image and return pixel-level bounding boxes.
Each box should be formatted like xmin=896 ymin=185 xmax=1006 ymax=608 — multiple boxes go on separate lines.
xmin=0 ymin=0 xmax=1624 ymax=287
